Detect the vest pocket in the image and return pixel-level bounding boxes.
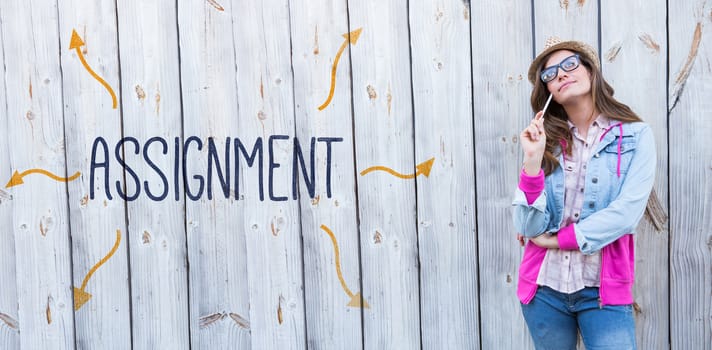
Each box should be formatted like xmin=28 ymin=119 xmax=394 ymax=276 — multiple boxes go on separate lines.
xmin=601 ymin=136 xmax=636 ymax=175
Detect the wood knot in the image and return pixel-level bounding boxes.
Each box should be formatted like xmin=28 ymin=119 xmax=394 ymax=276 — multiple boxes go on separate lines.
xmin=367 ymin=85 xmax=377 ymax=100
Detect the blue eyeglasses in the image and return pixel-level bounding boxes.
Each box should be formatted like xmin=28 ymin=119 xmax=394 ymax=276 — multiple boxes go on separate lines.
xmin=540 ymin=54 xmax=581 ymax=83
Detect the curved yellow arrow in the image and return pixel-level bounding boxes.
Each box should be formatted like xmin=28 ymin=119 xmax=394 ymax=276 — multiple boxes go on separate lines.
xmin=319 ymin=224 xmax=369 ymax=308
xmin=5 ymin=169 xmax=80 ymax=188
xmin=359 ymin=157 xmax=435 ymax=179
xmin=74 ymin=229 xmax=122 ymax=311
xmin=317 ymin=28 xmax=363 ymax=111
xmin=69 ymin=29 xmax=117 ymax=109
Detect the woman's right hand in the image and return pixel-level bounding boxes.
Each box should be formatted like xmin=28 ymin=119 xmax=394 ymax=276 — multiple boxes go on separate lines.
xmin=519 ymin=111 xmax=546 ymax=175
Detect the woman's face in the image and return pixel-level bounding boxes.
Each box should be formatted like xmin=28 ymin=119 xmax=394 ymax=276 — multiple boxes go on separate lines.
xmin=542 ymin=49 xmax=592 ymax=105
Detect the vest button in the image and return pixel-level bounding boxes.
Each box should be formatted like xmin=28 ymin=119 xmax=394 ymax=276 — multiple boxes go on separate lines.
xmin=592 ymin=177 xmax=598 ymax=184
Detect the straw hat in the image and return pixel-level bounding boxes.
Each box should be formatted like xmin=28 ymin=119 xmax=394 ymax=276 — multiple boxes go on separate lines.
xmin=527 ymin=36 xmax=600 ymax=84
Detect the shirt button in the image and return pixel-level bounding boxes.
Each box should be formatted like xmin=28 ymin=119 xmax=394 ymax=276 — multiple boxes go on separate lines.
xmin=592 ymin=177 xmax=598 ymax=184
xmin=580 ymin=188 xmax=584 ymax=193
xmin=584 ymin=143 xmax=589 ymax=147
xmin=589 ymin=202 xmax=595 ymax=209
xmin=574 ymin=213 xmax=579 ymax=218
xmin=564 ymin=255 xmax=569 ymax=259
xmin=583 ymin=164 xmax=587 ymax=169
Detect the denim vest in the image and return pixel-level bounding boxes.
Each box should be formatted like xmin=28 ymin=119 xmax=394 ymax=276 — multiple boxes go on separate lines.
xmin=513 ymin=121 xmax=656 ymax=254
xmin=512 ymin=122 xmax=656 ymax=305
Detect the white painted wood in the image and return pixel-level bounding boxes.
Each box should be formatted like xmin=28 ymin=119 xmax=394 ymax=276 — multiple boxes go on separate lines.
xmin=0 ymin=20 xmax=20 ymax=350
xmin=55 ymin=1 xmax=132 ymax=349
xmin=600 ymin=1 xmax=669 ymax=348
xmin=177 ymin=0 xmax=251 ymax=348
xmin=346 ymin=0 xmax=421 ymax=348
xmin=533 ymin=0 xmax=598 ymax=55
xmin=115 ymin=0 xmax=190 ymax=348
xmin=0 ymin=1 xmax=75 ymax=348
xmin=1 ymin=3 xmax=712 ymax=349
xmin=288 ymin=0 xmax=363 ymax=349
xmin=410 ymin=1 xmax=479 ymax=349
xmin=668 ymin=1 xmax=712 ymax=348
xmin=229 ymin=0 xmax=306 ymax=348
xmin=470 ymin=1 xmax=535 ymax=349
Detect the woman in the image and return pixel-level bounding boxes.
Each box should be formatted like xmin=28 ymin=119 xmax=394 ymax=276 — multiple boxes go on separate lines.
xmin=512 ymin=37 xmax=656 ymax=349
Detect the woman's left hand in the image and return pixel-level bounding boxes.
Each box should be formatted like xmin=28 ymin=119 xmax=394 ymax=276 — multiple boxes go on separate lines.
xmin=530 ymin=234 xmax=559 ymax=249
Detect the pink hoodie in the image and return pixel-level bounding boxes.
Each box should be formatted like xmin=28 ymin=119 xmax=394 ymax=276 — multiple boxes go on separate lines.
xmin=516 ymin=126 xmax=635 ymax=306
xmin=517 ymin=234 xmax=635 ymax=305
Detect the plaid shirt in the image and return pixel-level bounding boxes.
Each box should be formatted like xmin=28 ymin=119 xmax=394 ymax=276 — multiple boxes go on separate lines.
xmin=536 ymin=114 xmax=611 ymax=293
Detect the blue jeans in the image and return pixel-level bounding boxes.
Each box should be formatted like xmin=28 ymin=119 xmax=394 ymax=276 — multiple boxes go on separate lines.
xmin=521 ymin=286 xmax=636 ymax=350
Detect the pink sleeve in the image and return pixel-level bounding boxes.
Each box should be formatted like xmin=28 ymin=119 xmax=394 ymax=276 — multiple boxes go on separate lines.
xmin=518 ymin=168 xmax=544 ymax=205
xmin=556 ymin=223 xmax=579 ymax=250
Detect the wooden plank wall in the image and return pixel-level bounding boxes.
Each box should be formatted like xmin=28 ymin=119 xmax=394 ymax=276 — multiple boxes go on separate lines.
xmin=117 ymin=0 xmax=189 ymax=348
xmin=0 ymin=9 xmax=19 ymax=348
xmin=228 ymin=1 xmax=306 ymax=349
xmin=669 ymin=1 xmax=712 ymax=349
xmin=348 ymin=1 xmax=420 ymax=348
xmin=178 ymin=1 xmax=252 ymax=348
xmin=289 ymin=0 xmax=363 ymax=349
xmin=1 ymin=2 xmax=75 ymax=349
xmin=471 ymin=0 xmax=532 ymax=348
xmin=58 ymin=1 xmax=132 ymax=349
xmin=411 ymin=1 xmax=479 ymax=349
xmin=0 ymin=0 xmax=710 ymax=349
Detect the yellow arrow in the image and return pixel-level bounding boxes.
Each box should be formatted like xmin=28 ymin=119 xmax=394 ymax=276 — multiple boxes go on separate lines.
xmin=5 ymin=169 xmax=81 ymax=188
xmin=359 ymin=157 xmax=435 ymax=179
xmin=74 ymin=229 xmax=122 ymax=311
xmin=69 ymin=29 xmax=117 ymax=109
xmin=317 ymin=28 xmax=363 ymax=111
xmin=319 ymin=224 xmax=369 ymax=309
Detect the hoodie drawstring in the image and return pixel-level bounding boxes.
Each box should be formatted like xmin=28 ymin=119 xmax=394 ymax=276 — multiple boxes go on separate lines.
xmin=598 ymin=123 xmax=624 ymax=178
xmin=559 ymin=139 xmax=568 ymax=160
